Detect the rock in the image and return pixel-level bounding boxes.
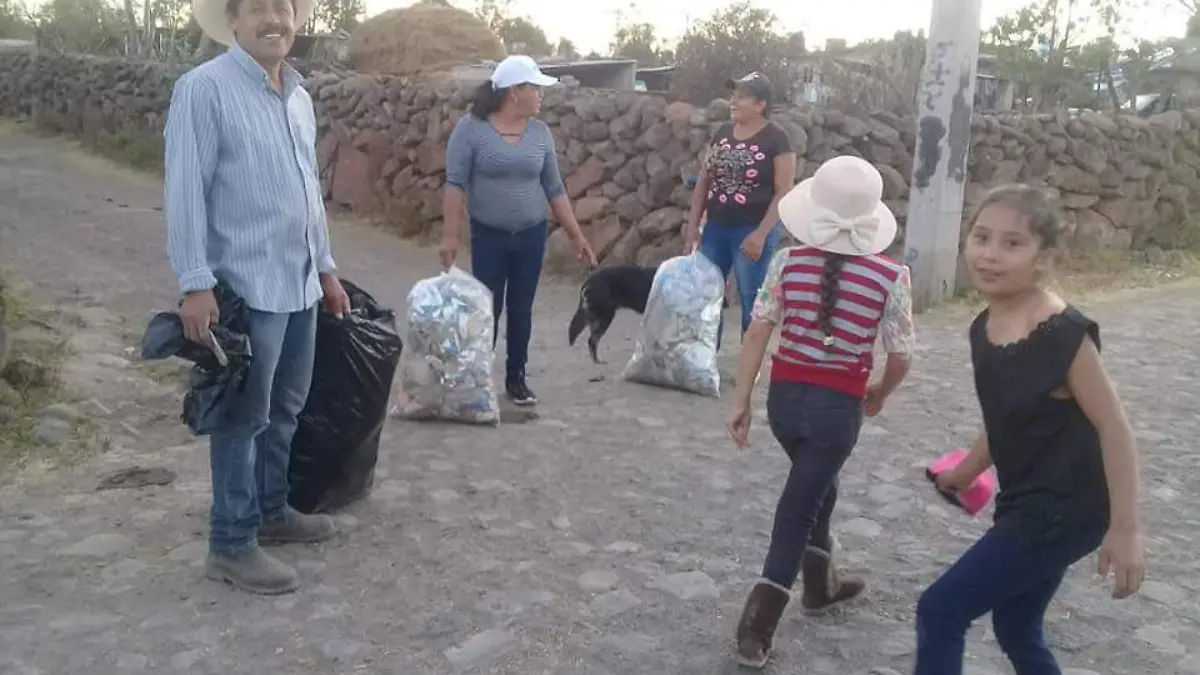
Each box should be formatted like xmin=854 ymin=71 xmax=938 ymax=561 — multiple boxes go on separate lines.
xmin=1139 ymin=580 xmax=1188 ymax=607
xmin=2 ymin=353 xmax=53 ymax=389
xmin=646 ymin=570 xmax=719 ymax=600
xmin=444 ymin=628 xmax=518 ymax=670
xmin=841 ymin=517 xmax=883 ymax=539
xmin=0 ymin=378 xmax=19 ymax=405
xmin=4 ymin=51 xmax=1200 ymax=267
xmin=34 ymin=417 xmax=73 ymax=445
xmin=605 ymin=540 xmax=641 ymax=554
xmin=588 ymin=588 xmax=642 ymax=618
xmin=578 ymin=569 xmax=619 ymax=593
xmin=58 ymin=533 xmax=133 ymax=558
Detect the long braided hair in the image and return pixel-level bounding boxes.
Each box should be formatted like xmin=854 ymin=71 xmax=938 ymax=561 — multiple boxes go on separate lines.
xmin=816 ymin=253 xmax=845 ymax=347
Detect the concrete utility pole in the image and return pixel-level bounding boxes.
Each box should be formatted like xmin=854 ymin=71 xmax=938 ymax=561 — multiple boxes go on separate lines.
xmin=903 ymin=0 xmax=983 ymax=311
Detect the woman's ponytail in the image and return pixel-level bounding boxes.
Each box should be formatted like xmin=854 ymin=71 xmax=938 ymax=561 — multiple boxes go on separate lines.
xmin=470 ymin=80 xmax=507 ymax=120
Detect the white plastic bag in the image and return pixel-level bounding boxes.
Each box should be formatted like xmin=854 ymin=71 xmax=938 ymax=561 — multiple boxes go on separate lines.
xmin=623 ymin=251 xmax=724 ymax=397
xmin=397 ymin=267 xmax=500 ymax=425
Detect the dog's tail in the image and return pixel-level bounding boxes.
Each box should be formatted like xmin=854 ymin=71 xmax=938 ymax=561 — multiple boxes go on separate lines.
xmin=567 ymin=286 xmax=589 ymax=346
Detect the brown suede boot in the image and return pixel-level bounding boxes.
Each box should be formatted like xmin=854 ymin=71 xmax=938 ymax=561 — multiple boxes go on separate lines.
xmin=800 ymin=543 xmax=866 ymax=616
xmin=734 ymin=579 xmax=791 ymax=669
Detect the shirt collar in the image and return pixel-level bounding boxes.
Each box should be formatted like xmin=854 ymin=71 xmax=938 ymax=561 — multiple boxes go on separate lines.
xmin=228 ymin=43 xmax=301 ymax=96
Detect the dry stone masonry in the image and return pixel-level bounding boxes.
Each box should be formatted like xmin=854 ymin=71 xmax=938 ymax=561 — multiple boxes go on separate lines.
xmin=1 ymin=50 xmax=1198 ymax=273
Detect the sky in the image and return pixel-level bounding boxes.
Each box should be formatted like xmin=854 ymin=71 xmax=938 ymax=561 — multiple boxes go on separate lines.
xmin=363 ymin=0 xmax=1191 ymax=55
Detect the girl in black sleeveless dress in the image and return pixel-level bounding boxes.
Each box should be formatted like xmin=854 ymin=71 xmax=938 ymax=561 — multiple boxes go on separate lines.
xmin=913 ymin=185 xmax=1146 ymax=675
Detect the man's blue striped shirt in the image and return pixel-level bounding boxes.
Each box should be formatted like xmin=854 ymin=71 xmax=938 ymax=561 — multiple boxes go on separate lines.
xmin=163 ymin=45 xmax=336 ymax=313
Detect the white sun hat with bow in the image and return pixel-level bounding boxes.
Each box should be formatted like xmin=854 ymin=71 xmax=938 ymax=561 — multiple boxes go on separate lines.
xmin=778 ymin=155 xmax=898 ymax=256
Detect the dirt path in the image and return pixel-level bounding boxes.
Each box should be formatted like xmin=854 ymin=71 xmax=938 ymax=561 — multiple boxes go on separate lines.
xmin=0 ymin=122 xmax=1197 ymax=675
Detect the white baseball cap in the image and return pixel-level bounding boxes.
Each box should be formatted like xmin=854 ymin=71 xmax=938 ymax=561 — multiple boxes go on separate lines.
xmin=490 ymin=55 xmax=559 ymax=89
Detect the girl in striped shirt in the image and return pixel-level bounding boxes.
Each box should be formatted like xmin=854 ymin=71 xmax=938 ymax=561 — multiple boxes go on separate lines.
xmin=726 ymin=156 xmax=916 ymax=668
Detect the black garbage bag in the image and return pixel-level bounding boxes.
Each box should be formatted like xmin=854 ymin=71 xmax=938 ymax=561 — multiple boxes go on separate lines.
xmin=287 ymin=279 xmax=403 ymax=514
xmin=140 ymin=280 xmax=252 ymax=435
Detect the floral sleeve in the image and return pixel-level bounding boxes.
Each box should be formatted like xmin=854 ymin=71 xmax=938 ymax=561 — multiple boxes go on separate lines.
xmin=750 ymin=248 xmax=789 ymax=325
xmin=880 ymin=266 xmax=916 ymax=357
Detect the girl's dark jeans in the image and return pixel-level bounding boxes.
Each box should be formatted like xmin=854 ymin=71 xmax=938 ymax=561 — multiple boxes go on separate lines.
xmin=762 ymin=380 xmax=864 ymax=588
xmin=914 ymin=520 xmax=1106 ymax=675
xmin=469 ymin=219 xmax=547 ymax=383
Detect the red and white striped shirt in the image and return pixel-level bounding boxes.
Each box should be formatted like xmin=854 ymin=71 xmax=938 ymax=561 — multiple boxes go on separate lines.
xmin=751 ymin=246 xmax=915 ymax=397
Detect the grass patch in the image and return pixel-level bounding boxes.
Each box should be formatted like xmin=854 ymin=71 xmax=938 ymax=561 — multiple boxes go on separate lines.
xmin=0 ymin=271 xmax=75 ymax=474
xmin=79 ymin=130 xmax=164 ymax=173
xmin=946 ymin=248 xmax=1200 ymax=311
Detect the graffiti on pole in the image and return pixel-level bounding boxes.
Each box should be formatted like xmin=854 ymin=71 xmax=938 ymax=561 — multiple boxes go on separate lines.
xmin=948 ymin=67 xmax=974 ymax=184
xmin=920 ymin=40 xmax=952 ymax=111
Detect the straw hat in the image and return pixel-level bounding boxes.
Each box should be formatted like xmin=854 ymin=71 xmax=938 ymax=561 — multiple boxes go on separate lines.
xmin=193 ymin=0 xmax=316 ymax=47
xmin=777 ymin=155 xmax=898 ymax=256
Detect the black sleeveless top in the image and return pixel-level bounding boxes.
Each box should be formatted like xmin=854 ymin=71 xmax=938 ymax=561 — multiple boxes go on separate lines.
xmin=969 ymin=306 xmax=1110 ymax=544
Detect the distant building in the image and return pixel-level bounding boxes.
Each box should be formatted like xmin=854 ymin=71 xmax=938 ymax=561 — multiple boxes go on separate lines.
xmin=449 ymin=58 xmax=639 ymax=90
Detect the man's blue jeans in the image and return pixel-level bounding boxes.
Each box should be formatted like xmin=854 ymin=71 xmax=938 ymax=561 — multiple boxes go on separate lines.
xmin=469 ymin=219 xmax=547 ymax=384
xmin=698 ymin=220 xmax=781 ymax=350
xmin=914 ymin=520 xmax=1106 ymax=675
xmin=208 ymin=304 xmax=318 ymax=555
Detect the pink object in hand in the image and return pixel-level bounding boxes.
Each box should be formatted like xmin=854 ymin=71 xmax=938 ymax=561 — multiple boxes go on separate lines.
xmin=925 ymin=448 xmax=997 ymax=516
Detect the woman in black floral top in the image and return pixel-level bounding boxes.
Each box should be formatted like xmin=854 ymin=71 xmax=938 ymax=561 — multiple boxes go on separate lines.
xmin=683 ymin=72 xmax=796 ymax=349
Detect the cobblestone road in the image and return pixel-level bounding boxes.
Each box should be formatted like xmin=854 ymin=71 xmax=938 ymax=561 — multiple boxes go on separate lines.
xmin=0 ymin=124 xmax=1197 ymax=675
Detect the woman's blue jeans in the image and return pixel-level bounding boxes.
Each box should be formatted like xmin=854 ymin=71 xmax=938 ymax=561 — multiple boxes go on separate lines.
xmin=469 ymin=219 xmax=547 ymax=384
xmin=698 ymin=220 xmax=781 ymax=350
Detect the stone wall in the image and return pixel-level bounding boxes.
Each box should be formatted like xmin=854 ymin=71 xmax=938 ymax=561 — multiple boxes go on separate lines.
xmin=2 ymin=50 xmax=1198 ymax=274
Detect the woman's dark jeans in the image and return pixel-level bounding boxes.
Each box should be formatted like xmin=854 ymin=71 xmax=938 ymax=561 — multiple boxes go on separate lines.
xmin=762 ymin=380 xmax=864 ymax=589
xmin=914 ymin=520 xmax=1106 ymax=675
xmin=469 ymin=219 xmax=547 ymax=383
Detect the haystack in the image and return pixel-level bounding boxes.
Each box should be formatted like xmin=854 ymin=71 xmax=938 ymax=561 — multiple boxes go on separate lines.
xmin=346 ymin=1 xmax=506 ymax=75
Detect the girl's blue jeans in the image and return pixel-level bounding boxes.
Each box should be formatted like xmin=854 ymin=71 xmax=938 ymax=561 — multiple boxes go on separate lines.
xmin=698 ymin=220 xmax=781 ymax=350
xmin=914 ymin=520 xmax=1106 ymax=675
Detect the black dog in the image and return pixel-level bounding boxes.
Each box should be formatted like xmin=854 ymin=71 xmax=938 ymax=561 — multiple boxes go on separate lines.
xmin=568 ymin=264 xmax=659 ymax=364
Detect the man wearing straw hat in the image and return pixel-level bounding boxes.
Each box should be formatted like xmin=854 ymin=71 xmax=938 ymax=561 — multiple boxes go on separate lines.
xmin=164 ymin=0 xmax=351 ymax=594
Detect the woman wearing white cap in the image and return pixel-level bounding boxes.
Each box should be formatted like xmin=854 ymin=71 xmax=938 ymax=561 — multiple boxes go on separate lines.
xmin=440 ymin=55 xmax=597 ymax=406
xmin=724 ymin=155 xmax=916 ymax=668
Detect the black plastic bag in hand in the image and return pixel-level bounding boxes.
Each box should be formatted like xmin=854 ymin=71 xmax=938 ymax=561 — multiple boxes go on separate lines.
xmin=140 ymin=280 xmax=252 ymax=435
xmin=287 ymin=279 xmax=403 ymax=515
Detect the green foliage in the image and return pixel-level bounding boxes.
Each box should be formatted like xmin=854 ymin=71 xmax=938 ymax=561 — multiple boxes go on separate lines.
xmin=611 ymin=22 xmax=670 ymax=65
xmin=670 ymin=1 xmax=802 ymax=105
xmin=0 ymin=0 xmax=34 ymax=40
xmin=475 ymin=0 xmax=552 ymax=56
xmin=307 ymin=0 xmax=366 ymax=34
xmin=984 ymin=0 xmax=1160 ymax=110
xmin=35 ymin=0 xmax=126 ymax=55
xmin=555 ymin=37 xmax=578 ymax=59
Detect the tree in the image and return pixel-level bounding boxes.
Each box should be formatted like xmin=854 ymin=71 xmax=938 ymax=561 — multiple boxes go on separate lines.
xmin=0 ymin=0 xmax=34 ymax=40
xmin=474 ymin=0 xmax=552 ymax=55
xmin=34 ymin=0 xmax=126 ymax=55
xmin=611 ymin=21 xmax=670 ymax=65
xmin=984 ymin=0 xmax=1125 ymax=111
xmin=670 ymin=1 xmax=798 ymax=105
xmin=555 ymin=37 xmax=579 ymax=59
xmin=498 ymin=16 xmax=551 ymax=55
xmin=307 ymin=0 xmax=366 ymax=34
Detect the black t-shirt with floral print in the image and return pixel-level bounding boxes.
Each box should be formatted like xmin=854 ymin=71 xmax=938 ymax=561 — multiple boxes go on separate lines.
xmin=704 ymin=121 xmax=793 ymax=227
